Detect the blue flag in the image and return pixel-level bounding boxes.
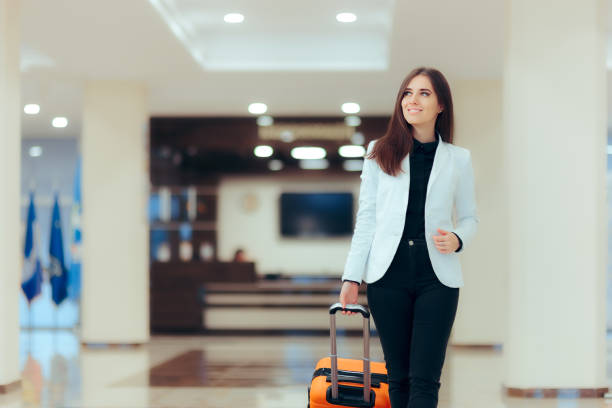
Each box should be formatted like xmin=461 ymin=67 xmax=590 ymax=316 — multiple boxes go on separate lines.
xmin=69 ymin=158 xmax=82 ymax=300
xmin=22 ymin=192 xmax=43 ymax=304
xmin=49 ymin=194 xmax=68 ymax=306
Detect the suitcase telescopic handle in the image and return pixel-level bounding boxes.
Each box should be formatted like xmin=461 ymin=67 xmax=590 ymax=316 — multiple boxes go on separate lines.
xmin=329 ymin=302 xmax=371 ymax=404
xmin=329 ymin=303 xmax=370 ymax=318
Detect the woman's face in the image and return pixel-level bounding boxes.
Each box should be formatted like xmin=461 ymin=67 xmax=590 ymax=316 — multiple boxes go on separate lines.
xmin=400 ymin=74 xmax=443 ymax=127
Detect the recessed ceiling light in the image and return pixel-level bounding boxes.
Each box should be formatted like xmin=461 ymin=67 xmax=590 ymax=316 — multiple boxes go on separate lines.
xmin=299 ymin=159 xmax=329 ymax=170
xmin=24 ymin=104 xmax=40 ymax=115
xmin=280 ymin=130 xmax=294 ymax=143
xmin=344 ymin=115 xmax=361 ymax=127
xmin=29 ymin=146 xmax=43 ymax=157
xmin=257 ymin=115 xmax=274 ymax=126
xmin=52 ymin=117 xmax=68 ymax=128
xmin=224 ymin=13 xmax=244 ymax=23
xmin=341 ymin=102 xmax=360 ymax=114
xmin=343 ymin=160 xmax=363 ymax=172
xmin=351 ymin=132 xmax=365 ymax=145
xmin=248 ymin=103 xmax=267 ymax=115
xmin=336 ymin=12 xmax=357 ymax=23
xmin=268 ymin=160 xmax=284 ymax=171
xmin=291 ymin=147 xmax=327 ymax=160
xmin=339 ymin=145 xmax=366 ymax=158
xmin=254 ymin=145 xmax=273 ymax=158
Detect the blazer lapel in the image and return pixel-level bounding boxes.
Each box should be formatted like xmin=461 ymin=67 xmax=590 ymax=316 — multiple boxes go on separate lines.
xmin=399 ymin=151 xmax=411 ymax=186
xmin=426 ymin=134 xmax=449 ymax=199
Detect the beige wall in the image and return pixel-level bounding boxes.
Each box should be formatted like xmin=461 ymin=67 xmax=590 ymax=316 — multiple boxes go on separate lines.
xmin=450 ymin=79 xmax=505 ymax=345
xmin=217 ymin=175 xmax=359 ymax=276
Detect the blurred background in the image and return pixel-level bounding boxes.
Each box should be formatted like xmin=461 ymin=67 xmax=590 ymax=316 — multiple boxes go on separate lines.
xmin=0 ymin=0 xmax=610 ymax=406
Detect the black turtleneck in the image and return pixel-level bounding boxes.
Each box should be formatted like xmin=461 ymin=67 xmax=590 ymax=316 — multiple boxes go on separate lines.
xmin=401 ymin=137 xmax=462 ymax=250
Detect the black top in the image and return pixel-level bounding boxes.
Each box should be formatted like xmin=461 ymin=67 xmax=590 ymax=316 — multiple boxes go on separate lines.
xmin=401 ymin=137 xmax=438 ymax=240
xmin=343 ymin=137 xmax=462 ymax=285
xmin=403 ymin=137 xmax=462 ymax=250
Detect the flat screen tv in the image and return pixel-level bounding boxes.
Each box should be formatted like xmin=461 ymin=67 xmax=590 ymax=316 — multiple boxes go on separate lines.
xmin=280 ymin=192 xmax=354 ymax=238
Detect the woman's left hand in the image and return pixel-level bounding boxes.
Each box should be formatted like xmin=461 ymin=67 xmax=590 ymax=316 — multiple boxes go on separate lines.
xmin=433 ymin=228 xmax=459 ymax=254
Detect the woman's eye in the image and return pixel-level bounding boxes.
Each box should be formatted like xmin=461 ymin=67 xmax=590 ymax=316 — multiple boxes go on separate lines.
xmin=421 ymin=92 xmax=429 ymax=96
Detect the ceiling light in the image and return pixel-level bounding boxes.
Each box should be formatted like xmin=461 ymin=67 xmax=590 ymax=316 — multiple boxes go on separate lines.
xmin=336 ymin=12 xmax=357 ymax=23
xmin=248 ymin=103 xmax=267 ymax=115
xmin=52 ymin=117 xmax=68 ymax=128
xmin=254 ymin=145 xmax=273 ymax=158
xmin=343 ymin=160 xmax=363 ymax=172
xmin=29 ymin=146 xmax=42 ymax=157
xmin=339 ymin=145 xmax=366 ymax=158
xmin=344 ymin=115 xmax=361 ymax=127
xmin=24 ymin=104 xmax=40 ymax=115
xmin=280 ymin=130 xmax=294 ymax=143
xmin=257 ymin=115 xmax=274 ymax=126
xmin=268 ymin=160 xmax=284 ymax=171
xmin=291 ymin=146 xmax=327 ymax=160
xmin=224 ymin=13 xmax=244 ymax=23
xmin=341 ymin=102 xmax=360 ymax=114
xmin=351 ymin=132 xmax=365 ymax=145
xmin=299 ymin=159 xmax=329 ymax=170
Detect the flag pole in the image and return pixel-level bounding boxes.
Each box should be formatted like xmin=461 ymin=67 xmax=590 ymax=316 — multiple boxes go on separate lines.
xmin=27 ymin=302 xmax=32 ymax=354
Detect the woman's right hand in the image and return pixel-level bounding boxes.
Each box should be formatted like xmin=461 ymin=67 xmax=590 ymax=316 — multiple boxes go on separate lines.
xmin=339 ymin=281 xmax=360 ymax=316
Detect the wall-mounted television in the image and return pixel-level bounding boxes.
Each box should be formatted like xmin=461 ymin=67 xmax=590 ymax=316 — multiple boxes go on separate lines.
xmin=280 ymin=192 xmax=354 ymax=238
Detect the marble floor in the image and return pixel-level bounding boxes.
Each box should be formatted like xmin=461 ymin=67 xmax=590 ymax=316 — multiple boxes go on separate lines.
xmin=0 ymin=329 xmax=610 ymax=408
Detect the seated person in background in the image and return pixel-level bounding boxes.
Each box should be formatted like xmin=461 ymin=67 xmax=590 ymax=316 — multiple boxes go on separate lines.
xmin=233 ymin=248 xmax=249 ymax=262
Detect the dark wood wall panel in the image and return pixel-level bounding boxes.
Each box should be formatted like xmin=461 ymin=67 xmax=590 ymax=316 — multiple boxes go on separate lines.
xmin=150 ymin=116 xmax=390 ymax=186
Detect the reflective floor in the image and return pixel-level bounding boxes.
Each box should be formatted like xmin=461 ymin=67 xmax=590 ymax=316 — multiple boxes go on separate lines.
xmin=0 ymin=329 xmax=610 ymax=407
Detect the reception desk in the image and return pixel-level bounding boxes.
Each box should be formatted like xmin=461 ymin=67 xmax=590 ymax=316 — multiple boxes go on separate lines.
xmin=150 ymin=261 xmax=256 ymax=332
xmin=201 ymin=279 xmax=369 ymax=334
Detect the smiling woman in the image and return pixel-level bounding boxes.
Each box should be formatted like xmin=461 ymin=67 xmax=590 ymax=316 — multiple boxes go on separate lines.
xmin=339 ymin=67 xmax=477 ymax=408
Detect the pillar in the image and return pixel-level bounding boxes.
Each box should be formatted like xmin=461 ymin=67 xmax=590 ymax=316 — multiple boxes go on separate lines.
xmin=503 ymin=0 xmax=608 ymax=395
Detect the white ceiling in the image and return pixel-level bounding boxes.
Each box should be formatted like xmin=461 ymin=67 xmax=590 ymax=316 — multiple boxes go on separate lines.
xmin=148 ymin=0 xmax=397 ymax=71
xmin=22 ymin=0 xmax=607 ymax=139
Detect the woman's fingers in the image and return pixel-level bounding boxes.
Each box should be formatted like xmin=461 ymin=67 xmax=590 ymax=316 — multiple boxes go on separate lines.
xmin=434 ymin=231 xmax=455 ymax=253
xmin=435 ymin=242 xmax=449 ymax=253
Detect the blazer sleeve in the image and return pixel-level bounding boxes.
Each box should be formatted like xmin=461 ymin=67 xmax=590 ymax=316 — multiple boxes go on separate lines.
xmin=341 ymin=140 xmax=378 ymax=284
xmin=452 ymin=150 xmax=479 ymax=253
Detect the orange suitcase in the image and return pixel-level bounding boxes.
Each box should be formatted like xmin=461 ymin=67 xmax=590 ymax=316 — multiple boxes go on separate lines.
xmin=307 ymin=303 xmax=391 ymax=408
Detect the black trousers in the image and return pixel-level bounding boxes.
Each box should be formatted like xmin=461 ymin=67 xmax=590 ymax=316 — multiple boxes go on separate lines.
xmin=367 ymin=238 xmax=459 ymax=408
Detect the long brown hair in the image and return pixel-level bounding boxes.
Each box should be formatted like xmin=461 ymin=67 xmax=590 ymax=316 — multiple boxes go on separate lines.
xmin=368 ymin=67 xmax=454 ymax=176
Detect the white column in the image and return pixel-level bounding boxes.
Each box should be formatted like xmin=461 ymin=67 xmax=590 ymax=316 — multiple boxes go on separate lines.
xmin=0 ymin=0 xmax=22 ymax=390
xmin=81 ymin=81 xmax=149 ymax=344
xmin=503 ymin=0 xmax=607 ymax=393
xmin=80 ymin=347 xmax=149 ymax=405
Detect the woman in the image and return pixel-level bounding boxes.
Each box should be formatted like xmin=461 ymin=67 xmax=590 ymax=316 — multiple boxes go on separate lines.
xmin=339 ymin=67 xmax=478 ymax=408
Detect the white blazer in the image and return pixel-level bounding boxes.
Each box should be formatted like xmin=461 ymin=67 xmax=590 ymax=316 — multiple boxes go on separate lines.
xmin=342 ymin=134 xmax=478 ymax=288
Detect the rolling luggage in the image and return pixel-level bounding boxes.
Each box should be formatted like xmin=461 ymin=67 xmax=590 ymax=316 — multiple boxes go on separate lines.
xmin=308 ymin=303 xmax=390 ymax=408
